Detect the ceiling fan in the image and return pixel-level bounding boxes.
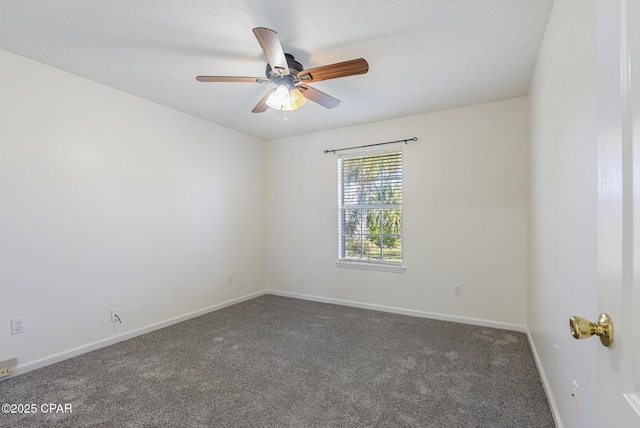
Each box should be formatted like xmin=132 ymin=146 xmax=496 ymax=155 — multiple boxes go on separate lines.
xmin=196 ymin=27 xmax=369 ymax=114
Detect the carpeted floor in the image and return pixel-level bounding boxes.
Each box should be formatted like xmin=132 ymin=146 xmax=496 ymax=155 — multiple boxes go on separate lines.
xmin=0 ymin=295 xmax=555 ymax=427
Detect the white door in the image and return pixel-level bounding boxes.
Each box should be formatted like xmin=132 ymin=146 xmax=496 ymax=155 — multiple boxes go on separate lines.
xmin=597 ymin=0 xmax=640 ymax=426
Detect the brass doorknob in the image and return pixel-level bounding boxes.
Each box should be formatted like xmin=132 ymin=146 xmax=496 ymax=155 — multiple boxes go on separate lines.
xmin=569 ymin=313 xmax=614 ymax=347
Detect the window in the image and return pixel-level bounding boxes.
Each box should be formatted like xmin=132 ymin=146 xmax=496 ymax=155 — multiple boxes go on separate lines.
xmin=338 ymin=150 xmax=403 ymax=271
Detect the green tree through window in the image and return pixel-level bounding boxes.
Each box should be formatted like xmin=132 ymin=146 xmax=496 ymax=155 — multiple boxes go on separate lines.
xmin=338 ymin=151 xmax=402 ymax=263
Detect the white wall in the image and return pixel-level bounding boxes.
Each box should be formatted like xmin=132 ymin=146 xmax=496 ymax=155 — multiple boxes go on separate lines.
xmin=265 ymin=97 xmax=529 ymax=326
xmin=0 ymin=49 xmax=266 ymax=371
xmin=528 ymin=0 xmax=598 ymax=427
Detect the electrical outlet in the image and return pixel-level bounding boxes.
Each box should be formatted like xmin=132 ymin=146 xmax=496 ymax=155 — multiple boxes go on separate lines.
xmin=228 ymin=274 xmax=233 ymax=284
xmin=453 ymin=284 xmax=461 ymax=295
xmin=554 ymin=345 xmax=560 ymax=368
xmin=110 ymin=309 xmax=119 ymax=323
xmin=572 ymin=380 xmax=579 ymax=412
xmin=10 ymin=317 xmax=24 ymax=335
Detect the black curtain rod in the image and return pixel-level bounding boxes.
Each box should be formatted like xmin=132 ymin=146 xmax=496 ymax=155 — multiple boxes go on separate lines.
xmin=323 ymin=137 xmax=417 ymax=154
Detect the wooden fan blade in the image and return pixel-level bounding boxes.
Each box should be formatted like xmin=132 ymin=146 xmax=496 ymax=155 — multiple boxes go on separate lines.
xmin=297 ymin=58 xmax=369 ymax=83
xmin=252 ymin=27 xmax=290 ymax=75
xmin=196 ymin=76 xmax=270 ymax=83
xmin=298 ymin=84 xmax=341 ymax=109
xmin=252 ymin=89 xmax=275 ymax=113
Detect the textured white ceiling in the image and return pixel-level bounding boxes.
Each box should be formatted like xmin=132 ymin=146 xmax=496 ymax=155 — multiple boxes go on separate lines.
xmin=0 ymin=0 xmax=553 ymax=141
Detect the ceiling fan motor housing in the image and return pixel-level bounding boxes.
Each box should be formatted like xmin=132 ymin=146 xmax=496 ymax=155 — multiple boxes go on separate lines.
xmin=266 ymin=53 xmax=304 ymax=84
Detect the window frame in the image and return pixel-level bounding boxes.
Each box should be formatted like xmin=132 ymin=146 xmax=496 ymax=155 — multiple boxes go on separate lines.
xmin=336 ymin=149 xmax=405 ymax=273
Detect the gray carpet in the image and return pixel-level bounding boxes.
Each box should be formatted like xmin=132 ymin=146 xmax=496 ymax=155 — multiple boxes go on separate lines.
xmin=0 ymin=295 xmax=555 ymax=427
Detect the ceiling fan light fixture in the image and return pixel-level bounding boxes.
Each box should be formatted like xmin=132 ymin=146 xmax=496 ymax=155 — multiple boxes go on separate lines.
xmin=288 ymin=87 xmax=307 ymax=109
xmin=265 ymin=84 xmax=307 ymax=111
xmin=266 ymin=84 xmax=291 ymax=110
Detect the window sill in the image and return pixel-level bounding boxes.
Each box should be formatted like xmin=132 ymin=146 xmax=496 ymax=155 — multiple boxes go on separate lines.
xmin=336 ymin=261 xmax=406 ymax=273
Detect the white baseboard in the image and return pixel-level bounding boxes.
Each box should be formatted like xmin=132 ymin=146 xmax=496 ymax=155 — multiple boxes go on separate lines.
xmin=4 ymin=290 xmax=267 ymax=380
xmin=267 ymin=289 xmax=527 ymax=333
xmin=526 ymin=328 xmax=563 ymax=428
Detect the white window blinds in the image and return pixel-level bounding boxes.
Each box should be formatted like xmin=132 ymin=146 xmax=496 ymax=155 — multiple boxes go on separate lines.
xmin=338 ymin=151 xmax=403 ymax=264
